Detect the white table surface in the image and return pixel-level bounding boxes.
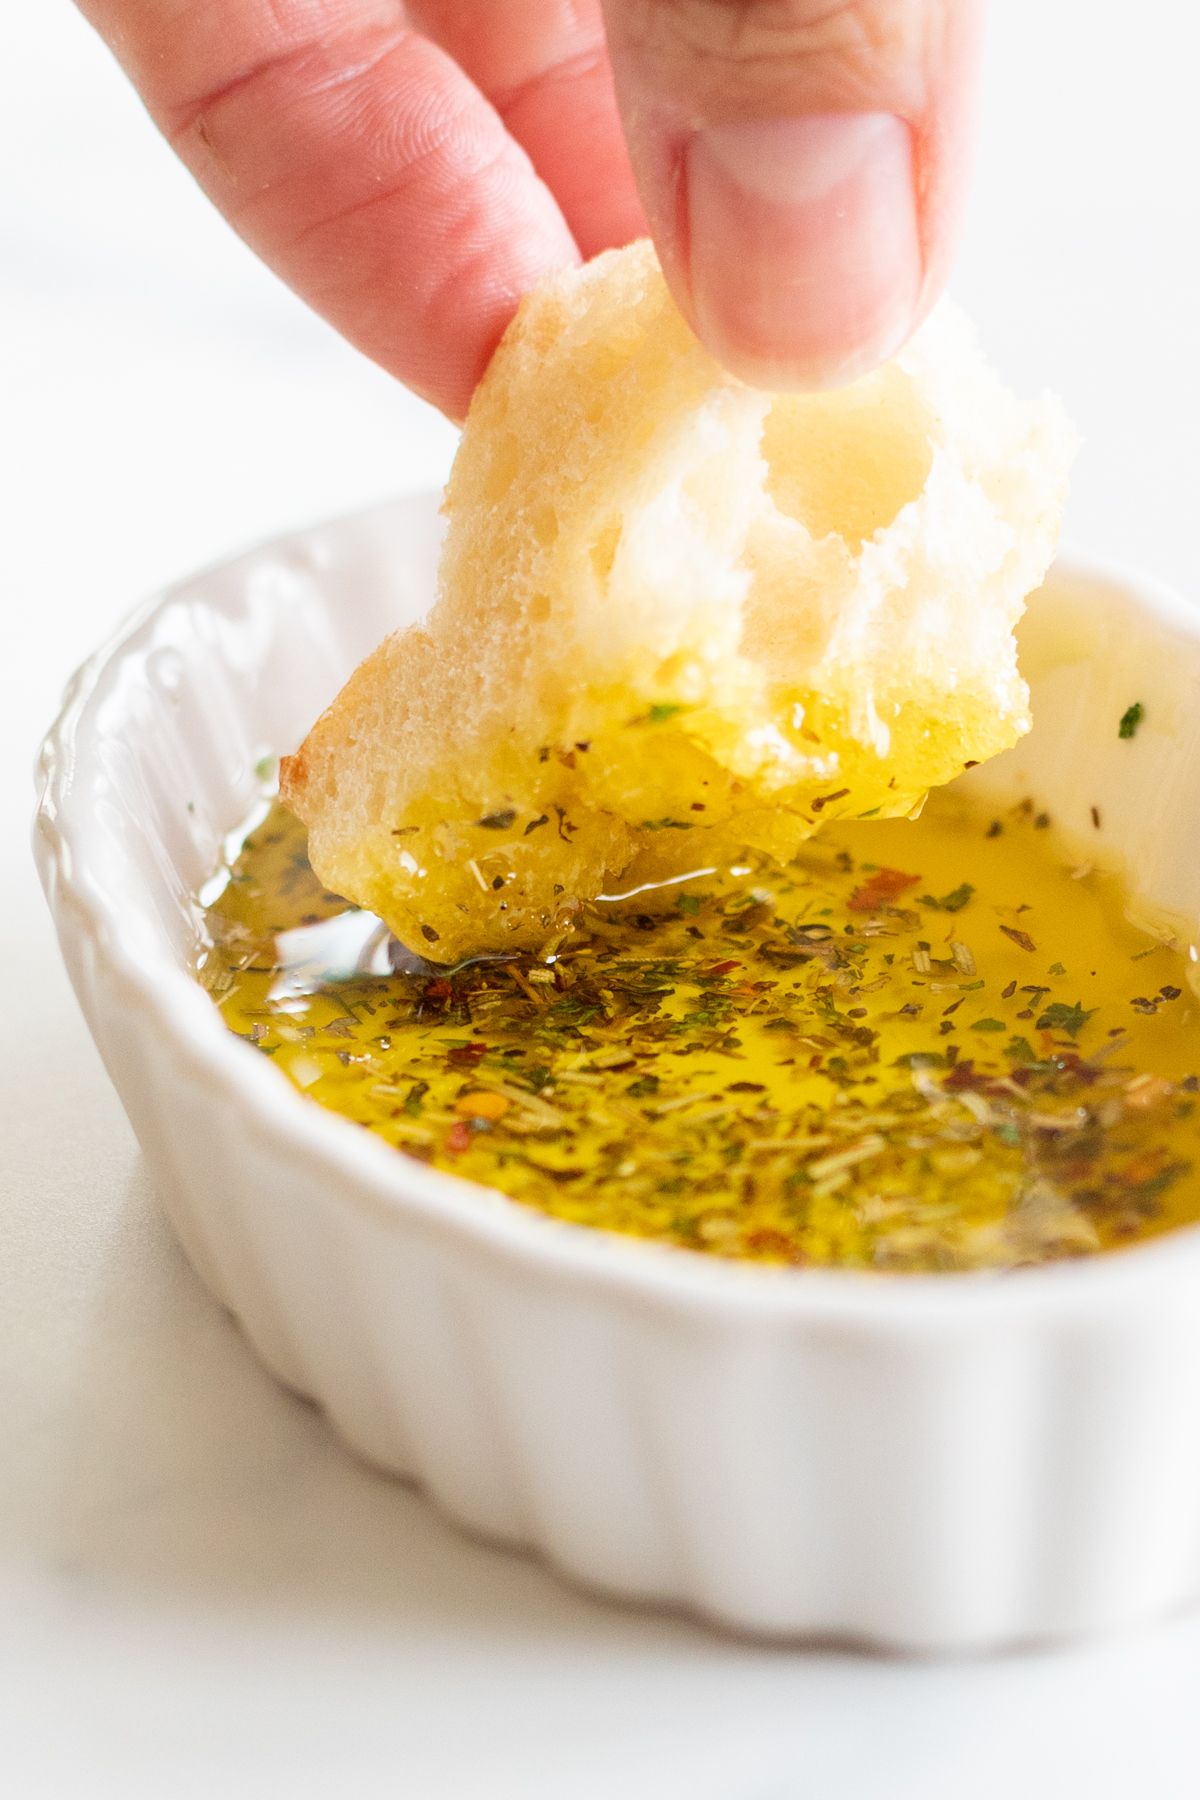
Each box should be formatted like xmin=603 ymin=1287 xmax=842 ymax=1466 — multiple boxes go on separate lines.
xmin=6 ymin=4 xmax=1200 ymax=1795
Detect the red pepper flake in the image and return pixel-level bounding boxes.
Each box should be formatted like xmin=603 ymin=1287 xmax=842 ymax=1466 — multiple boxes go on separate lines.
xmin=744 ymin=1228 xmax=798 ymax=1258
xmin=708 ymin=959 xmax=742 ymax=976
xmin=446 ymin=1120 xmax=473 ymax=1154
xmin=1120 ymin=1147 xmax=1173 ymax=1185
xmin=848 ymin=868 xmax=921 ymax=911
xmin=448 ymin=1042 xmax=488 ymax=1065
xmin=999 ymin=925 xmax=1038 ymax=953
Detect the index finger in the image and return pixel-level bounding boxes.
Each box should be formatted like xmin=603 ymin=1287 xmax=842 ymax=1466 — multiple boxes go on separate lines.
xmin=76 ymin=0 xmax=580 ymax=417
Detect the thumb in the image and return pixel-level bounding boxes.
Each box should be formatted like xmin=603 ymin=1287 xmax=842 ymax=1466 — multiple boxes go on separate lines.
xmin=600 ymin=0 xmax=983 ymax=387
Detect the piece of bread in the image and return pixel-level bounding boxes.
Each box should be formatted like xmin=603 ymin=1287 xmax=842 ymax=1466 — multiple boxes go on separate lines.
xmin=282 ymin=240 xmax=1075 ymax=963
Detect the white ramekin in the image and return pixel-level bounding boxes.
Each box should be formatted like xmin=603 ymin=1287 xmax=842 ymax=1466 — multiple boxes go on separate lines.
xmin=34 ymin=492 xmax=1200 ymax=1652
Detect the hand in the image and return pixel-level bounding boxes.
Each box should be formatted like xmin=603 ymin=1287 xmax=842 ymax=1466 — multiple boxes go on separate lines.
xmin=76 ymin=1 xmax=982 ymax=419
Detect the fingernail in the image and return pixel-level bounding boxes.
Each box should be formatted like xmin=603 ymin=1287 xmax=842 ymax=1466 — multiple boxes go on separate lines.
xmin=686 ymin=113 xmax=921 ymax=387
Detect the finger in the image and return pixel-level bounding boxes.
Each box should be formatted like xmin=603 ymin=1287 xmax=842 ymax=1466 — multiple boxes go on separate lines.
xmin=407 ymin=1 xmax=646 ymax=256
xmin=601 ymin=0 xmax=984 ymax=388
xmin=75 ymin=0 xmax=580 ymax=418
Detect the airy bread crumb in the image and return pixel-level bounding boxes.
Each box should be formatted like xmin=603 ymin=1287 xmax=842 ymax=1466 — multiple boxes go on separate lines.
xmin=282 ymin=240 xmax=1075 ymax=962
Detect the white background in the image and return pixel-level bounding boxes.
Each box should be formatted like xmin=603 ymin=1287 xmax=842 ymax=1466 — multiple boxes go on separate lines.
xmin=5 ymin=3 xmax=1200 ymax=1795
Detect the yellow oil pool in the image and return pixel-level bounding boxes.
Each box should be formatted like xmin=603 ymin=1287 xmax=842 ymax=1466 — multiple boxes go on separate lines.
xmin=196 ymin=792 xmax=1200 ymax=1272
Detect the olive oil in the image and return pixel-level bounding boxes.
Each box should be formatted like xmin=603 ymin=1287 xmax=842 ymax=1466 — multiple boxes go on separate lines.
xmin=196 ymin=793 xmax=1200 ymax=1272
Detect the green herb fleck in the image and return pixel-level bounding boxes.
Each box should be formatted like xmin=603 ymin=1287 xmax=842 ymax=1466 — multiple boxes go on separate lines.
xmin=921 ymin=883 xmax=975 ymax=913
xmin=1118 ymin=701 xmax=1145 ymax=740
xmin=1036 ymin=999 xmax=1095 ymax=1038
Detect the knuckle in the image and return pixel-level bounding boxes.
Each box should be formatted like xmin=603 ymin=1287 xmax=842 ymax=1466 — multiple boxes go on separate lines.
xmin=611 ymin=0 xmax=934 ymax=115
